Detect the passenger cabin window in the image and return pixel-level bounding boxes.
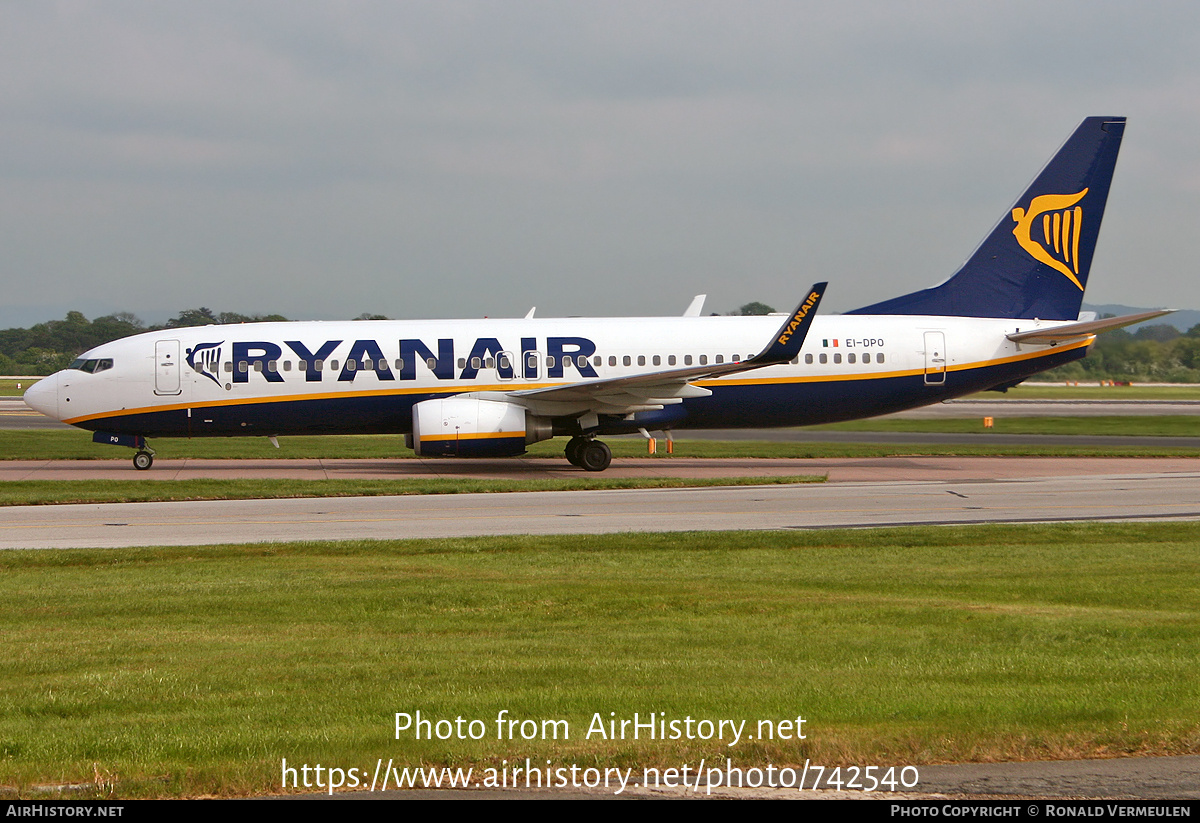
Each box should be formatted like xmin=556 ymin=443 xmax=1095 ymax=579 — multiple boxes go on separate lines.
xmin=637 ymin=355 xmax=646 ymax=366
xmin=699 ymin=355 xmax=708 ymax=365
xmin=623 ymin=356 xmax=631 ymax=366
xmin=608 ymin=356 xmax=617 ymax=367
xmin=715 ymin=354 xmax=723 ymax=364
xmin=668 ymin=355 xmax=677 ymax=366
xmin=833 ymin=353 xmax=841 ymax=364
xmin=684 ymin=355 xmax=693 ymax=365
xmin=653 ymin=355 xmax=661 ymax=366
xmin=863 ymin=353 xmax=871 ymax=364
xmin=819 ymin=353 xmax=827 ymax=364
xmin=805 ymin=354 xmax=813 ymax=364
xmin=847 ymin=353 xmax=856 ymax=364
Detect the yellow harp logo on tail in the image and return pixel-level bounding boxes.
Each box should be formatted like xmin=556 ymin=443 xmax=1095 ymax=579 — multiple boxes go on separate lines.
xmin=1011 ymin=188 xmax=1088 ymax=290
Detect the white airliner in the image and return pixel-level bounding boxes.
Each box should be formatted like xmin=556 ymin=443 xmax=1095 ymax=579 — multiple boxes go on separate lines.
xmin=24 ymin=117 xmax=1167 ymax=471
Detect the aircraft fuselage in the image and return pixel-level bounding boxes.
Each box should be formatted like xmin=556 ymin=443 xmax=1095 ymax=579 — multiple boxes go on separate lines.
xmin=26 ymin=313 xmax=1089 ymax=439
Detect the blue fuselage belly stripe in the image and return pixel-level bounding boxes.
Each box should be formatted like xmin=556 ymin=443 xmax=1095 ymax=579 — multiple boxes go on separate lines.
xmin=79 ymin=346 xmax=1085 ymax=438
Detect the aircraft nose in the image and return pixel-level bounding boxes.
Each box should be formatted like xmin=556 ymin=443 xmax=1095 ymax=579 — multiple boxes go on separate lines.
xmin=23 ymin=373 xmax=60 ymax=420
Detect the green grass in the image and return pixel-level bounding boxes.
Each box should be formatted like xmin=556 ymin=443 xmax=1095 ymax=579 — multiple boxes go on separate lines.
xmin=0 ymin=379 xmax=37 ymax=397
xmin=3 ymin=429 xmax=1200 ymax=464
xmin=0 ymin=475 xmax=824 ymax=507
xmin=811 ymin=415 xmax=1200 ymax=437
xmin=997 ymin=383 xmax=1200 ymax=400
xmin=1 ymin=523 xmax=1198 ymax=797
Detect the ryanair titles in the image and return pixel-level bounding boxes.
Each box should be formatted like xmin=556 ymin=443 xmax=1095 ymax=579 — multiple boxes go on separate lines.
xmin=777 ymin=289 xmax=823 ymax=347
xmin=186 ymin=336 xmax=599 ymax=385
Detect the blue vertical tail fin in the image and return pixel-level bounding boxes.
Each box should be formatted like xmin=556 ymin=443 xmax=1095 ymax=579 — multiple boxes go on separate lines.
xmin=848 ymin=117 xmax=1126 ymax=320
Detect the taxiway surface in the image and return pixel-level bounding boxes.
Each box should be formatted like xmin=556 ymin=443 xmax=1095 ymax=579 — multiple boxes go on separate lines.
xmin=4 ymin=457 xmax=1200 ymax=550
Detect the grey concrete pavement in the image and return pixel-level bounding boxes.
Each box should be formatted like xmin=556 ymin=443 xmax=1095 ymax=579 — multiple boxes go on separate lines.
xmin=5 ymin=464 xmax=1200 ymax=550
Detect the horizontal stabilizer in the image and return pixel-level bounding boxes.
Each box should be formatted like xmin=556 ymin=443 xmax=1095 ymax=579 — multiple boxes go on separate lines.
xmin=1006 ymin=309 xmax=1173 ymax=345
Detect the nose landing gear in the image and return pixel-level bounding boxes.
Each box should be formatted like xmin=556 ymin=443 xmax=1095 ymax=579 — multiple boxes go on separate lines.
xmin=90 ymin=431 xmax=156 ymax=470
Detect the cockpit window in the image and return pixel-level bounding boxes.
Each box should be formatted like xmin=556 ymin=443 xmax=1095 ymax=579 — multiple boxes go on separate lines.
xmin=68 ymin=358 xmax=113 ymax=374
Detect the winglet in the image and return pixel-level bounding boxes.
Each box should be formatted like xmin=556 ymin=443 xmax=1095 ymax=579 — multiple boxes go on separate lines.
xmin=682 ymin=294 xmax=707 ymax=317
xmin=751 ymin=283 xmax=827 ymax=365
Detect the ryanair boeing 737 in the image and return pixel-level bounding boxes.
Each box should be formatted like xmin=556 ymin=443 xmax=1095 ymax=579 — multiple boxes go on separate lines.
xmin=24 ymin=117 xmax=1167 ymax=471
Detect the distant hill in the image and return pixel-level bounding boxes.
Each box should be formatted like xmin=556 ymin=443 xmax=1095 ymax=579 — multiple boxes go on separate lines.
xmin=1082 ymin=303 xmax=1199 ymax=334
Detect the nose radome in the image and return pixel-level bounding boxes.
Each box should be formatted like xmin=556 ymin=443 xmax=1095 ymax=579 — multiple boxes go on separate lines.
xmin=23 ymin=373 xmax=60 ymax=420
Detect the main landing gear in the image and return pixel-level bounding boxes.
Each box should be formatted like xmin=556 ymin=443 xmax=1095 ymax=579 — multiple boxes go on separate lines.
xmin=565 ymin=436 xmax=612 ymax=472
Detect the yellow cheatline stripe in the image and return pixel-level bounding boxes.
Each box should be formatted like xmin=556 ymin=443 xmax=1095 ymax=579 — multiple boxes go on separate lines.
xmin=702 ymin=338 xmax=1091 ymax=387
xmin=420 ymin=431 xmax=525 ymax=442
xmin=62 ymin=381 xmax=547 ymax=425
xmin=63 ymin=339 xmax=1091 ymax=425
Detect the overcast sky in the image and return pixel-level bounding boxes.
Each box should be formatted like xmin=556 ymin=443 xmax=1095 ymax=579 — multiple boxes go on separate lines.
xmin=1 ymin=1 xmax=1197 ymax=327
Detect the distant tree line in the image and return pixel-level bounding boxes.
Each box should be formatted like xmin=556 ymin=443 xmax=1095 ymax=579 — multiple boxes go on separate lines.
xmin=4 ymin=308 xmax=1199 ymax=383
xmin=0 ymin=308 xmax=395 ymax=375
xmin=1041 ymin=322 xmax=1200 ymax=384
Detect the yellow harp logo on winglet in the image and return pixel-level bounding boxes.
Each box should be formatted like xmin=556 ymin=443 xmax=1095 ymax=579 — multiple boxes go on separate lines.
xmin=1011 ymin=189 xmax=1088 ymax=290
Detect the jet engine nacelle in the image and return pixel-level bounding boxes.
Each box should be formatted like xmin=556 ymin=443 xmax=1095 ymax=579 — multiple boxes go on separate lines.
xmin=411 ymin=397 xmax=553 ymax=457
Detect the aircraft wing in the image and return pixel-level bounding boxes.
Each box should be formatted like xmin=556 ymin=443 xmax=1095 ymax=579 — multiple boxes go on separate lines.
xmin=499 ymin=284 xmax=826 ymax=418
xmin=1006 ymin=309 xmax=1174 ymax=345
